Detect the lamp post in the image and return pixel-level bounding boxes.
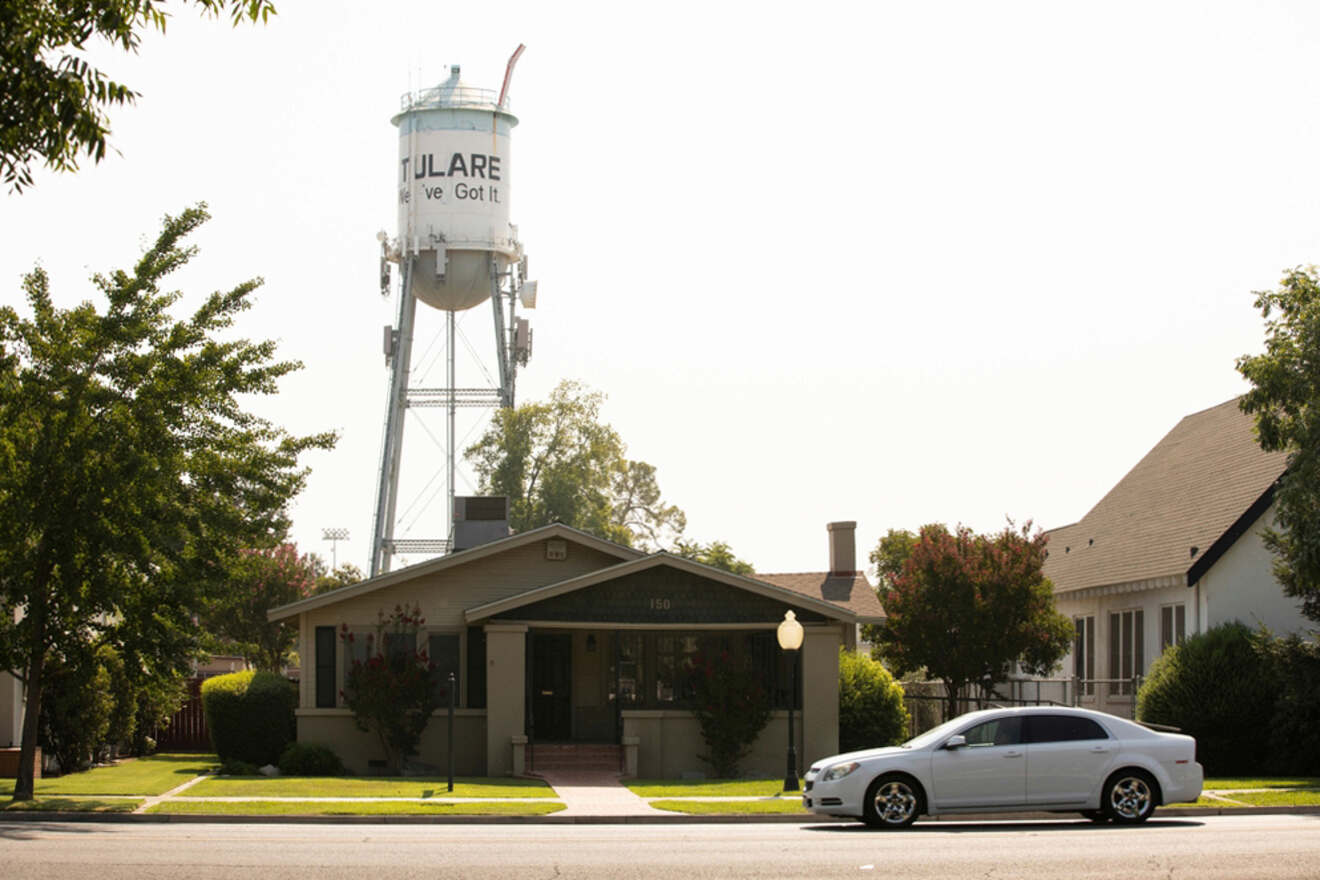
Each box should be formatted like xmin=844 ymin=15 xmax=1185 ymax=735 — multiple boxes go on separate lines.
xmin=777 ymin=610 xmax=804 ymax=792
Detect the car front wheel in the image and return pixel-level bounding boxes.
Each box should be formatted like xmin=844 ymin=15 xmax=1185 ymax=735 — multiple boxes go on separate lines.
xmin=1103 ymin=770 xmax=1157 ymax=824
xmin=862 ymin=774 xmax=922 ymax=829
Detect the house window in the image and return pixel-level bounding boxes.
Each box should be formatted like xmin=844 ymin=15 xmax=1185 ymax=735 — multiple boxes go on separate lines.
xmin=1073 ymin=615 xmax=1095 ymax=696
xmin=466 ymin=626 xmax=486 ymax=709
xmin=314 ymin=626 xmax=336 ymax=708
xmin=1160 ymin=604 xmax=1186 ymax=652
xmin=1109 ymin=609 xmax=1144 ymax=696
xmin=340 ymin=628 xmax=372 ymax=706
xmin=427 ymin=633 xmax=461 ymax=706
xmin=617 ymin=632 xmax=642 ymax=707
xmin=384 ymin=631 xmax=414 ymax=662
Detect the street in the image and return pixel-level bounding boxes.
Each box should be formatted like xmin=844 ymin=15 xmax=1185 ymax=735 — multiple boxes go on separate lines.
xmin=1 ymin=814 xmax=1318 ymax=879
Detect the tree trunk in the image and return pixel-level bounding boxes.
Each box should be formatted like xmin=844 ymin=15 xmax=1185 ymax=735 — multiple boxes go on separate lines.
xmin=12 ymin=640 xmax=46 ymax=801
xmin=943 ymin=678 xmax=963 ymax=722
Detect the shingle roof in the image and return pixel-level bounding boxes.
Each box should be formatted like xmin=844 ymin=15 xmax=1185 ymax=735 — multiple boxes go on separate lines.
xmin=756 ymin=571 xmax=885 ymax=621
xmin=1043 ymin=397 xmax=1287 ymax=595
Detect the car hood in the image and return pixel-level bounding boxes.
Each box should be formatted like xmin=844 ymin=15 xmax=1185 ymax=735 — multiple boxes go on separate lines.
xmin=814 ymin=745 xmax=909 ymax=767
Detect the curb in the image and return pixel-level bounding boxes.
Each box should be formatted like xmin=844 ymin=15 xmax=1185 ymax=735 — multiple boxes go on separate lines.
xmin=3 ymin=805 xmax=1319 ymax=825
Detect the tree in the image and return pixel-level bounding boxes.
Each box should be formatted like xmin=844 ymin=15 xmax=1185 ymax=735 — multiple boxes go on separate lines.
xmin=465 ymin=380 xmax=685 ymax=548
xmin=340 ymin=605 xmax=443 ymax=773
xmin=672 ymin=539 xmax=755 ymax=575
xmin=862 ymin=528 xmax=919 ymax=658
xmin=1 ymin=1 xmax=275 ymax=192
xmin=1237 ymin=265 xmax=1320 ymax=624
xmin=314 ymin=562 xmax=365 ymax=595
xmin=876 ymin=522 xmax=1073 ymax=718
xmin=206 ymin=543 xmax=315 ymax=671
xmin=0 ymin=205 xmax=334 ymax=800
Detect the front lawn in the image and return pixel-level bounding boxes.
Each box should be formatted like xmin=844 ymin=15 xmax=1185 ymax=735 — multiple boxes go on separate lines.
xmin=147 ymin=799 xmax=565 ymax=816
xmin=3 ymin=797 xmax=144 ymax=813
xmin=188 ymin=775 xmax=557 ymax=799
xmin=1224 ymin=789 xmax=1320 ymax=807
xmin=1204 ymin=777 xmax=1320 ymax=790
xmin=625 ymin=778 xmax=800 ymax=797
xmin=649 ymin=799 xmax=809 ymax=815
xmin=34 ymin=753 xmax=217 ymax=796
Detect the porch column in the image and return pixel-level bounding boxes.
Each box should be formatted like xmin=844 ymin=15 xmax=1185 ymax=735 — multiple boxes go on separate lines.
xmin=802 ymin=625 xmax=842 ymax=768
xmin=484 ymin=623 xmax=527 ymax=776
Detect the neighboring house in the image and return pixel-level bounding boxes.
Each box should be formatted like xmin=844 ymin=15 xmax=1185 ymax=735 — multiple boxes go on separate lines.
xmin=268 ymin=520 xmax=883 ymax=778
xmin=1041 ymin=397 xmax=1308 ymax=717
xmin=1 ymin=670 xmax=19 ymax=749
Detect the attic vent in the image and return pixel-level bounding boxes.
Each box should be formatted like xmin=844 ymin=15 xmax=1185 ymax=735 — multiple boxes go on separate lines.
xmin=1190 ymin=546 xmax=1199 ymax=558
xmin=546 ymin=539 xmax=568 ymax=561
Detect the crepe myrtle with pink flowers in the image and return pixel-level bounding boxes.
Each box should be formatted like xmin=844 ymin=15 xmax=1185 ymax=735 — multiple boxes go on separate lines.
xmin=340 ymin=604 xmax=444 ymax=772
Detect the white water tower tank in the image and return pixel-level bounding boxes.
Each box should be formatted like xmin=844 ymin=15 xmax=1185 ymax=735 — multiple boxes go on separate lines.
xmin=393 ymin=65 xmax=520 ymax=311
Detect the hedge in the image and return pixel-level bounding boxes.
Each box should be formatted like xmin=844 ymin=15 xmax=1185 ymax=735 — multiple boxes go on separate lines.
xmin=201 ymin=670 xmax=296 ymax=766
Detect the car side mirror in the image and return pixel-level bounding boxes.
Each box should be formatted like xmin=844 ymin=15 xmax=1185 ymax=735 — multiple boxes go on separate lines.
xmin=944 ymin=734 xmax=967 ymax=750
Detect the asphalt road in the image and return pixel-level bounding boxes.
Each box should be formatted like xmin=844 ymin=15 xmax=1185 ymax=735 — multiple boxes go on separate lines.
xmin=2 ymin=814 xmax=1318 ymax=879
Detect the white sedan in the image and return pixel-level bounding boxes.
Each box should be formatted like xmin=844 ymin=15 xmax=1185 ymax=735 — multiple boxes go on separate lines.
xmin=803 ymin=706 xmax=1202 ymax=828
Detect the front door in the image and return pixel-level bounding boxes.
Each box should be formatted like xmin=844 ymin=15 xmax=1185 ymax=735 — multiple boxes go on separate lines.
xmin=532 ymin=633 xmax=572 ymax=740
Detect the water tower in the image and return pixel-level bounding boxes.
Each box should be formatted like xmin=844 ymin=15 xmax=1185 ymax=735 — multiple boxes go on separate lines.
xmin=371 ymin=48 xmax=536 ymax=576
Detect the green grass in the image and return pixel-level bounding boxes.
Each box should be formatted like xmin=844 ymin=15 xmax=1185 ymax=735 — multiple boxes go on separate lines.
xmin=33 ymin=753 xmax=217 ymax=796
xmin=1204 ymin=777 xmax=1320 ymax=790
xmin=649 ymin=798 xmax=809 ymax=815
xmin=625 ymin=778 xmax=800 ymax=797
xmin=3 ymin=797 xmax=144 ymax=813
xmin=188 ymin=775 xmax=556 ymax=799
xmin=1165 ymin=796 xmax=1230 ymax=808
xmin=146 ymin=799 xmax=566 ymax=816
xmin=1222 ymin=789 xmax=1320 ymax=807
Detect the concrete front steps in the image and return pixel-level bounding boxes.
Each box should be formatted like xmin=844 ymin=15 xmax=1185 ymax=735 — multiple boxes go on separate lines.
xmin=527 ymin=743 xmax=623 ymax=776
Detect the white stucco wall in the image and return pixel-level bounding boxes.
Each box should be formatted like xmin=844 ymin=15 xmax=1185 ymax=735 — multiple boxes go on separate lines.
xmin=0 ymin=671 xmax=20 ymax=748
xmin=1199 ymin=502 xmax=1310 ymax=636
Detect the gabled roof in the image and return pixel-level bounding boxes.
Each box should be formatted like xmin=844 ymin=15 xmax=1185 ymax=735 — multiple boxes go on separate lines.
xmin=1043 ymin=397 xmax=1288 ymax=595
xmin=756 ymin=571 xmax=885 ymax=622
xmin=268 ymin=523 xmax=642 ymax=622
xmin=465 ymin=552 xmax=874 ymax=623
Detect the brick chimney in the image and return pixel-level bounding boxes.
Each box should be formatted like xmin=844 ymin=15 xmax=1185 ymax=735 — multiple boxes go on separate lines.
xmin=828 ymin=521 xmax=857 ymax=576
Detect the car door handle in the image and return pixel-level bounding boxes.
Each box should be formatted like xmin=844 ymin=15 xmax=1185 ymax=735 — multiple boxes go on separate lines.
xmin=1003 ymin=750 xmax=1023 ymax=758
xmin=1090 ymin=746 xmax=1111 ymax=753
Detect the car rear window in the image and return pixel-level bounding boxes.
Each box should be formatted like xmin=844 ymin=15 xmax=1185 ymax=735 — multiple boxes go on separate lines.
xmin=1025 ymin=714 xmax=1108 ymax=743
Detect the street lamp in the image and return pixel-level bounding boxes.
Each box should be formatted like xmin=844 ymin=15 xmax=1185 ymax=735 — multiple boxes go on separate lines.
xmin=777 ymin=610 xmax=804 ymax=792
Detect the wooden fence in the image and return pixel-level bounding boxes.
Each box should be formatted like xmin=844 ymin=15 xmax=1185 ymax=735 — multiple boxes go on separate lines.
xmin=153 ymin=678 xmax=209 ymax=751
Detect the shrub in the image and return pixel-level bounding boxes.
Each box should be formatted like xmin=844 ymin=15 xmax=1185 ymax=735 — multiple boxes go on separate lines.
xmin=838 ymin=649 xmax=910 ymax=753
xmin=219 ymin=759 xmax=259 ymax=776
xmin=39 ymin=651 xmax=114 ymax=773
xmin=279 ymin=742 xmax=346 ymax=776
xmin=1257 ymin=634 xmax=1320 ymax=775
xmin=341 ymin=606 xmax=442 ymax=773
xmin=689 ymin=650 xmax=772 ymax=778
xmin=1137 ymin=622 xmax=1274 ymax=775
xmin=201 ymin=669 xmax=296 ymax=766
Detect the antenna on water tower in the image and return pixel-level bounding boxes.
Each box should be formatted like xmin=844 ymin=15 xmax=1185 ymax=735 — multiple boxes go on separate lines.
xmin=371 ymin=45 xmax=536 ymax=577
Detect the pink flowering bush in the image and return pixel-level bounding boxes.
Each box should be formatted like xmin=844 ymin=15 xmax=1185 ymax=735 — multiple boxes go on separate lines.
xmin=340 ymin=604 xmax=442 ymax=773
xmin=689 ymin=651 xmax=771 ymax=778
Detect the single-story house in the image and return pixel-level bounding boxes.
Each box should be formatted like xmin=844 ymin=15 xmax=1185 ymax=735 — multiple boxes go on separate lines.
xmin=1039 ymin=396 xmax=1308 ymax=716
xmin=268 ymin=520 xmax=884 ymax=777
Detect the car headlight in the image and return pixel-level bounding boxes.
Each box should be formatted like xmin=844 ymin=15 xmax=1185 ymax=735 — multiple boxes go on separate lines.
xmin=822 ymin=761 xmax=860 ymax=782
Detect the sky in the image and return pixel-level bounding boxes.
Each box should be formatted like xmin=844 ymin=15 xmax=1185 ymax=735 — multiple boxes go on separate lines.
xmin=4 ymin=1 xmax=1320 ymax=578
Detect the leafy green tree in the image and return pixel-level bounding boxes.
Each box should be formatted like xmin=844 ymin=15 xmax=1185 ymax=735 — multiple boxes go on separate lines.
xmin=862 ymin=529 xmax=919 ymax=657
xmin=206 ymin=543 xmax=315 ymax=671
xmin=1237 ymin=265 xmax=1320 ymax=624
xmin=465 ymin=380 xmax=685 ymax=548
xmin=314 ymin=562 xmax=365 ymax=595
xmin=38 ymin=650 xmax=113 ymax=773
xmin=876 ymin=522 xmax=1073 ymax=718
xmin=1 ymin=1 xmax=275 ymax=192
xmin=340 ymin=605 xmax=443 ymax=773
xmin=672 ymin=539 xmax=754 ymax=575
xmin=0 ymin=205 xmax=334 ymax=800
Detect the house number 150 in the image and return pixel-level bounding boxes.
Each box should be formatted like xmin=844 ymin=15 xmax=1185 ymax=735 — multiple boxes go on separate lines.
xmin=649 ymin=598 xmax=671 ymax=611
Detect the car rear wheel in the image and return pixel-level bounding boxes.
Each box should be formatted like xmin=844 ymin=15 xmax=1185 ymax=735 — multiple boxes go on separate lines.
xmin=862 ymin=774 xmax=922 ymax=829
xmin=1103 ymin=770 xmax=1157 ymax=824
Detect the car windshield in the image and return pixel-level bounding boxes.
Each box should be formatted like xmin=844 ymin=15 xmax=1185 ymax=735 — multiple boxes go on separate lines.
xmin=900 ymin=716 xmax=971 ymax=749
